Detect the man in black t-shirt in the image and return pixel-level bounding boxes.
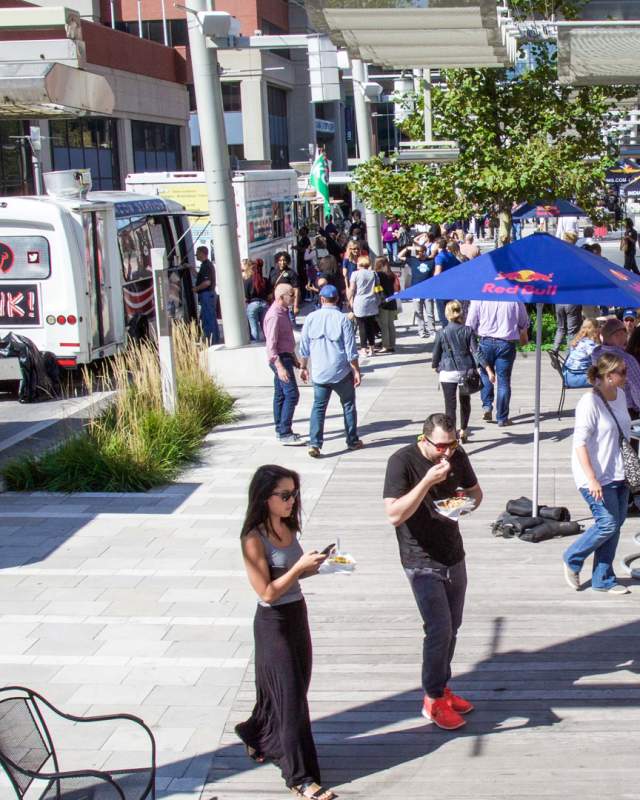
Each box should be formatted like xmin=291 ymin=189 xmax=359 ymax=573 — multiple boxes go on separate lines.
xmin=194 ymin=246 xmax=219 ymax=344
xmin=383 ymin=412 xmax=483 ymax=731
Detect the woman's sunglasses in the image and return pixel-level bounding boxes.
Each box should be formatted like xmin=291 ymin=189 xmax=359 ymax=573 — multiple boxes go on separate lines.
xmin=423 ymin=435 xmax=459 ymax=453
xmin=271 ymin=489 xmax=299 ymax=502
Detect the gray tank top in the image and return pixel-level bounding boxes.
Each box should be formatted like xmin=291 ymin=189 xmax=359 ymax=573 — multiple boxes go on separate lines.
xmin=257 ymin=527 xmax=304 ymax=607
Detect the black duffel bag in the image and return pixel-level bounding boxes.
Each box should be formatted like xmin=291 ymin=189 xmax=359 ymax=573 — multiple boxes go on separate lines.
xmin=491 ymin=512 xmax=544 ymax=538
xmin=506 ymin=496 xmax=571 ymax=522
xmin=518 ymin=520 xmax=582 ymax=543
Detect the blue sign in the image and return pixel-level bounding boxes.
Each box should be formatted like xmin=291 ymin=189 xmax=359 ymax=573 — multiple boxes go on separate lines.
xmin=114 ymin=198 xmax=167 ymax=219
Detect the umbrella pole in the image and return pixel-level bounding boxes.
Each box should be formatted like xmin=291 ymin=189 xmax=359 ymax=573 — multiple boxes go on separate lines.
xmin=532 ymin=302 xmax=543 ymax=515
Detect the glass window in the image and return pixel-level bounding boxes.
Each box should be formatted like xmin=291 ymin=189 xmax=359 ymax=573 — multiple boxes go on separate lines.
xmin=132 ymin=121 xmax=182 ymax=173
xmin=267 ymin=85 xmax=289 ymax=169
xmin=222 ymin=82 xmax=241 ymax=112
xmin=0 ymin=120 xmax=33 ymax=196
xmin=0 ymin=236 xmax=51 ymax=280
xmin=49 ymin=118 xmax=120 ymax=190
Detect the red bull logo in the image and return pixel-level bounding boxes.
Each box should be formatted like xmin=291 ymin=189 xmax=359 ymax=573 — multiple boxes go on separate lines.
xmin=610 ymin=269 xmax=630 ymax=282
xmin=483 ymin=268 xmax=557 ymax=297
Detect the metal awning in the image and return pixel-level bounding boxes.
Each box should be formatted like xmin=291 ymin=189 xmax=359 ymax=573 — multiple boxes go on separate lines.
xmin=0 ymin=62 xmax=114 ymax=117
xmin=305 ymin=0 xmax=517 ymax=68
xmin=557 ymin=21 xmax=640 ymax=85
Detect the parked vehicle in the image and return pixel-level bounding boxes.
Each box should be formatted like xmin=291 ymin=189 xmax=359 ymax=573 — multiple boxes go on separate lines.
xmin=0 ymin=169 xmax=196 ymax=377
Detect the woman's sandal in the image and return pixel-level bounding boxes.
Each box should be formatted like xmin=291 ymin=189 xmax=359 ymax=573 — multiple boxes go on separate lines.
xmin=291 ymin=782 xmax=337 ymax=800
xmin=244 ymin=744 xmax=265 ymax=764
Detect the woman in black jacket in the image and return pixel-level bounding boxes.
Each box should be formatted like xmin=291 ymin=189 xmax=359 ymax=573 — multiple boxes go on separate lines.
xmin=432 ymin=300 xmax=494 ymax=442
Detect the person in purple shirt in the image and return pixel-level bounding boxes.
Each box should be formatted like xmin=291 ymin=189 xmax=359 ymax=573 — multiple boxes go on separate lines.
xmin=381 ymin=217 xmax=401 ymax=262
xmin=263 ymin=284 xmax=305 ymax=446
xmin=466 ymin=300 xmax=530 ymax=426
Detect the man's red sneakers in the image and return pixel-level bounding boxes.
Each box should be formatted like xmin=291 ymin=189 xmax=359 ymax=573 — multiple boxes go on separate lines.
xmin=444 ymin=686 xmax=475 ymax=715
xmin=421 ymin=696 xmax=466 ymax=730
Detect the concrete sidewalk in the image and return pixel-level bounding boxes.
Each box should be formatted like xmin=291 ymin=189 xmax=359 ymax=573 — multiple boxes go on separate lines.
xmin=1 ymin=316 xmax=639 ymax=800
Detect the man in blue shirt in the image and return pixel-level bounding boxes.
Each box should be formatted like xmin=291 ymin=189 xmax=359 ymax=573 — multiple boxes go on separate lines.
xmin=433 ymin=239 xmax=460 ymax=328
xmin=299 ymin=284 xmax=363 ymax=458
xmin=399 ymin=243 xmax=435 ymax=338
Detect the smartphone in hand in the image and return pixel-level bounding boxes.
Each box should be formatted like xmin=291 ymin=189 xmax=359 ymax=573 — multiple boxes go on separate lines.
xmin=320 ymin=543 xmax=336 ymax=556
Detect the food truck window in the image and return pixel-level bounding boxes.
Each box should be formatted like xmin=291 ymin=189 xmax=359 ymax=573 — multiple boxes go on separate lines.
xmin=117 ymin=218 xmax=154 ymax=283
xmin=0 ymin=236 xmax=51 ymax=280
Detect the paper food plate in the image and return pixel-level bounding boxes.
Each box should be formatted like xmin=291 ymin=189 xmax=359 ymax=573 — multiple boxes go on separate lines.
xmin=434 ymin=497 xmax=476 ymax=520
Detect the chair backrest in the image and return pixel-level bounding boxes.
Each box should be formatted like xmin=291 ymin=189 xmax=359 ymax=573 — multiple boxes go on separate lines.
xmin=0 ymin=693 xmax=52 ymax=797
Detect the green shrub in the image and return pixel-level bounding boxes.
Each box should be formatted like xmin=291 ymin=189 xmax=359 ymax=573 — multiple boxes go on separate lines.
xmin=518 ymin=309 xmax=563 ymax=352
xmin=2 ymin=323 xmax=234 ymax=492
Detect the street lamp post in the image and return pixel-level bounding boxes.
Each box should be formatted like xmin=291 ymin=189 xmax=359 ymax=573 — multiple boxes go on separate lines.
xmin=186 ymin=1 xmax=248 ymax=348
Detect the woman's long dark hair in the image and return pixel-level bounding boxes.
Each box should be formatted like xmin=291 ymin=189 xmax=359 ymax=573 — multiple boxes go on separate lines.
xmin=240 ymin=465 xmax=301 ymax=540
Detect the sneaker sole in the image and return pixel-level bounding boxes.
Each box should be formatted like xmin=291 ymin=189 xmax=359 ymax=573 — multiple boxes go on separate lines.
xmin=421 ymin=707 xmax=467 ymax=730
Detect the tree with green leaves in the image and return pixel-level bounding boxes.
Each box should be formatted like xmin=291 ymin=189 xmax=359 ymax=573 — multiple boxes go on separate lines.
xmin=350 ymin=44 xmax=633 ymax=238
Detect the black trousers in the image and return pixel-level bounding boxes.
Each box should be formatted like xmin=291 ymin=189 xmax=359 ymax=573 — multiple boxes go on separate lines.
xmin=357 ymin=314 xmax=377 ymax=348
xmin=441 ymin=380 xmax=471 ymax=431
xmin=235 ymin=599 xmax=320 ymax=789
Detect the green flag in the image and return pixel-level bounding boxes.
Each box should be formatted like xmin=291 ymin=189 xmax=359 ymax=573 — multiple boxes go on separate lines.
xmin=308 ymin=151 xmax=331 ymax=220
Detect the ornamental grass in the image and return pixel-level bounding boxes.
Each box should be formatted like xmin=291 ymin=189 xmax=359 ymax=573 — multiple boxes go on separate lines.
xmin=2 ymin=322 xmax=234 ymax=492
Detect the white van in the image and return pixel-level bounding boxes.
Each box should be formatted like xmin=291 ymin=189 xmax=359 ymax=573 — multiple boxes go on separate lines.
xmin=0 ymin=170 xmax=196 ymax=374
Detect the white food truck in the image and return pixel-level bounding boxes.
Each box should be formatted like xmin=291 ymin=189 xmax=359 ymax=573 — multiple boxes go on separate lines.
xmin=0 ymin=169 xmax=197 ymax=378
xmin=126 ymin=169 xmax=299 ymax=270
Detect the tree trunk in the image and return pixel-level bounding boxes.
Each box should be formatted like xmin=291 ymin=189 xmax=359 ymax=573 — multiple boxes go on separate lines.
xmin=498 ymin=209 xmax=512 ymax=244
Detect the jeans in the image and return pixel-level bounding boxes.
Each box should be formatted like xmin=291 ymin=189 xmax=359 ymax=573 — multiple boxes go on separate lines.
xmin=478 ymin=337 xmax=517 ymax=423
xmin=198 ymin=290 xmax=220 ymax=344
xmin=414 ymin=298 xmax=435 ymax=336
xmin=246 ymin=299 xmax=268 ymax=341
xmin=385 ymin=240 xmax=399 ymax=262
xmin=564 ymin=481 xmax=628 ymax=589
xmin=563 ymin=369 xmax=590 ymax=389
xmin=376 ymin=307 xmax=396 ymax=349
xmin=435 ymin=299 xmax=449 ymax=329
xmin=553 ymin=305 xmax=582 ymax=350
xmin=309 ymin=372 xmax=358 ymax=449
xmin=405 ymin=559 xmax=467 ymax=698
xmin=511 ymin=221 xmax=522 ymax=240
xmin=441 ymin=380 xmax=471 ymax=431
xmin=269 ymin=354 xmax=299 ymax=437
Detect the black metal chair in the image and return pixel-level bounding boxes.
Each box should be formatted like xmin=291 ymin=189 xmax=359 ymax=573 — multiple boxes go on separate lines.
xmin=0 ymin=686 xmax=155 ymax=800
xmin=548 ymin=349 xmax=579 ymax=419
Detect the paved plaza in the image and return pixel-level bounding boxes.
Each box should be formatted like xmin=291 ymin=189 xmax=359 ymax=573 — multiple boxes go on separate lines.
xmin=1 ymin=312 xmax=639 ymax=800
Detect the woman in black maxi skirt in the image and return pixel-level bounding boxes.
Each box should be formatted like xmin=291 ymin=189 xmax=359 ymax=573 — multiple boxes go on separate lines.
xmin=235 ymin=464 xmax=337 ymax=800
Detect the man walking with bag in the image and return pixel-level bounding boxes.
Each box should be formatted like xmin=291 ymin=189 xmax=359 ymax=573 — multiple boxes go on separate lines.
xmin=299 ymin=284 xmax=363 ymax=457
xmin=384 ymin=413 xmax=483 ymax=729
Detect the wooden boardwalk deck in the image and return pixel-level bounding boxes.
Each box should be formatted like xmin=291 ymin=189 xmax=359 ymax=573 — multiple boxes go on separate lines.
xmin=204 ymin=335 xmax=640 ymax=800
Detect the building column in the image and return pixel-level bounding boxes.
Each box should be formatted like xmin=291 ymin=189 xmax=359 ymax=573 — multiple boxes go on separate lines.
xmin=118 ymin=118 xmax=134 ymax=183
xmin=351 ymin=58 xmax=382 ymax=257
xmin=240 ymin=77 xmax=270 ymax=163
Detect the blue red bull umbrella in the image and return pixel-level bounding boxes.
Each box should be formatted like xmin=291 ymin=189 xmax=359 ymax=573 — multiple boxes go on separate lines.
xmin=395 ymin=232 xmax=640 ymax=511
xmin=512 ymin=200 xmax=586 ymax=219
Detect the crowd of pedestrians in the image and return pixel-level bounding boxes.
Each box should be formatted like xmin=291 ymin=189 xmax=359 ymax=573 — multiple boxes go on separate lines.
xmin=233 ymin=212 xmax=640 ymax=800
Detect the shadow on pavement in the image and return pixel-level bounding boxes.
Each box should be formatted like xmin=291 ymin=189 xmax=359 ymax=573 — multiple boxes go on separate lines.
xmin=200 ymin=615 xmax=640 ymax=791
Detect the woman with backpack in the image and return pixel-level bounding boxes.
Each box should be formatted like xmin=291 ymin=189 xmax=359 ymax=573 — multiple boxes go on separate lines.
xmin=432 ymin=300 xmax=494 ymax=442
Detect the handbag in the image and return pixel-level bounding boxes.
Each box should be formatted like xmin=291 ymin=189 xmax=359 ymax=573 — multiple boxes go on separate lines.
xmin=594 ymin=388 xmax=640 ymax=494
xmin=441 ymin=328 xmax=481 ymax=395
